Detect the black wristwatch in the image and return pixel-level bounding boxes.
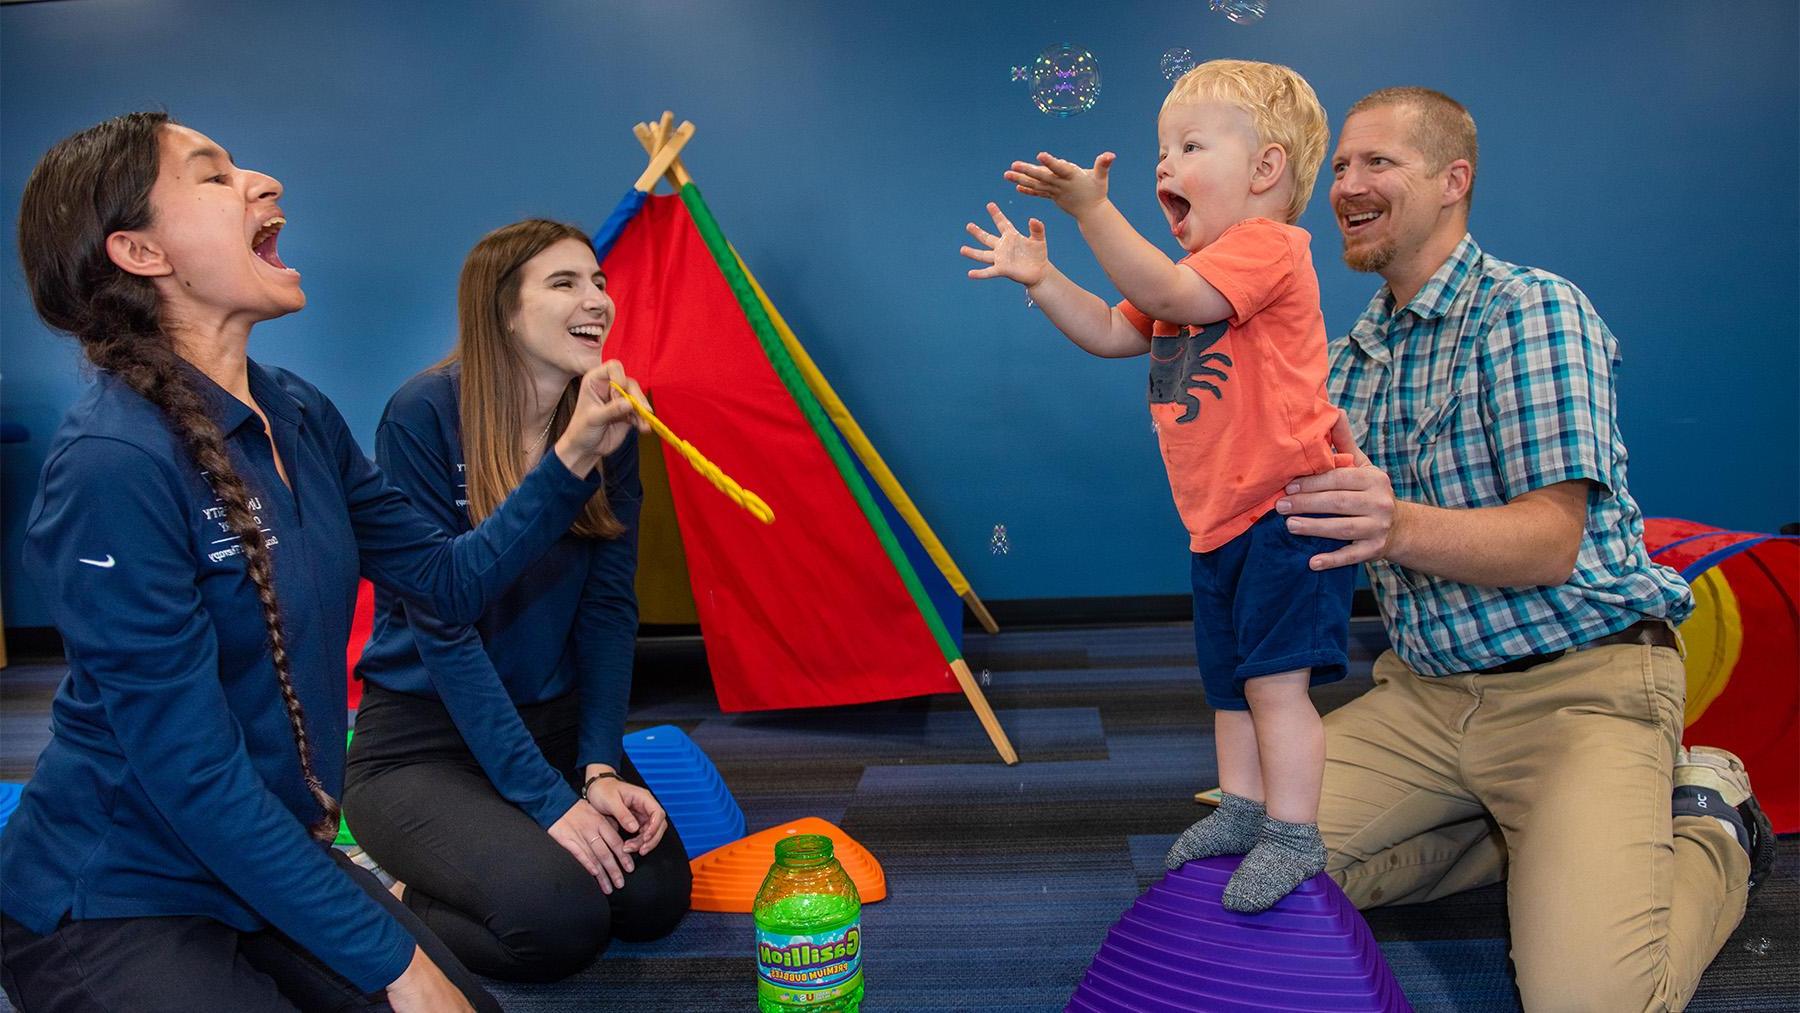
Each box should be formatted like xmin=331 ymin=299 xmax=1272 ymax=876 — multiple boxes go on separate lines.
xmin=580 ymin=770 xmax=621 ymax=801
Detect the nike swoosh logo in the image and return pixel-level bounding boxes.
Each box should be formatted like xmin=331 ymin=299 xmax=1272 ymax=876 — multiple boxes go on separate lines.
xmin=78 ymin=555 xmax=116 ymax=569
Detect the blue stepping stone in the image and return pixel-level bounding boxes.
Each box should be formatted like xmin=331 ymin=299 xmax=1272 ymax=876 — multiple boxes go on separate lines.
xmin=623 ymin=725 xmax=746 ymax=859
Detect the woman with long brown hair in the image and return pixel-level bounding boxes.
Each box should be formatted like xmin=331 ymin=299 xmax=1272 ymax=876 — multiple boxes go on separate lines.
xmin=0 ymin=114 xmax=647 ymax=1011
xmin=343 ymin=219 xmax=690 ymax=983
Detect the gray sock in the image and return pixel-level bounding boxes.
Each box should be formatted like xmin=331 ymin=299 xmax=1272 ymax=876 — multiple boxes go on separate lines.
xmin=1165 ymin=792 xmax=1266 ymax=869
xmin=1221 ymin=818 xmax=1326 ymax=913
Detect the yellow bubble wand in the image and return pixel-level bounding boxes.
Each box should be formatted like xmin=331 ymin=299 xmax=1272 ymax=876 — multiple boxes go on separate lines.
xmin=609 ymin=381 xmax=774 ymax=525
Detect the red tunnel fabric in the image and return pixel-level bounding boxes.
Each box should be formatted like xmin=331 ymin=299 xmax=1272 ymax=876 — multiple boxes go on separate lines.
xmin=1647 ymin=518 xmax=1798 ymax=833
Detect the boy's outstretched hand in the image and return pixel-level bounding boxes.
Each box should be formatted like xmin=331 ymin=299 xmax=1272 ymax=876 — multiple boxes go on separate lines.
xmin=1006 ymin=151 xmax=1116 ymax=218
xmin=962 ymin=202 xmax=1049 ymax=288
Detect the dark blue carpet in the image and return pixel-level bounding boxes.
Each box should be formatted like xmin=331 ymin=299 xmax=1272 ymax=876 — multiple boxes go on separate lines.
xmin=1 ymin=620 xmax=1793 ymax=1011
xmin=480 ymin=620 xmax=1798 ymax=1011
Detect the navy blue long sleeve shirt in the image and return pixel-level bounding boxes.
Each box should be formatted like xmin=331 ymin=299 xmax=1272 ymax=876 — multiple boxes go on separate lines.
xmin=1 ymin=359 xmax=601 ymax=992
xmin=354 ymin=366 xmax=641 ymax=830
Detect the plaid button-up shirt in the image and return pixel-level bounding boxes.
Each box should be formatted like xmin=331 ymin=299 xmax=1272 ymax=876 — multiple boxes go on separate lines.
xmin=1329 ymin=234 xmax=1692 ymax=676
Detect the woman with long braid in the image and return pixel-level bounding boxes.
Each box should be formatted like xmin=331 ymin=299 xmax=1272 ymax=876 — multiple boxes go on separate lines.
xmin=344 ymin=220 xmax=690 ymax=982
xmin=0 ymin=113 xmax=648 ymax=1012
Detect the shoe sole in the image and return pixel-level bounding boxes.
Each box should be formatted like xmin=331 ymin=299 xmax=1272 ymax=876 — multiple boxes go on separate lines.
xmin=1677 ymin=746 xmax=1774 ymax=894
xmin=1676 ymin=746 xmax=1753 ymax=806
xmin=1739 ymin=794 xmax=1777 ymax=894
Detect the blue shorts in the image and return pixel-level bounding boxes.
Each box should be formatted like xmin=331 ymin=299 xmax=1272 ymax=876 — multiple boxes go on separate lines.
xmin=1191 ymin=511 xmax=1355 ymax=711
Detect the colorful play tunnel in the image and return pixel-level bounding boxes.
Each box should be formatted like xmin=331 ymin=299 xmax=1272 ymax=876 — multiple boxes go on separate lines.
xmin=1645 ymin=518 xmax=1798 ymax=832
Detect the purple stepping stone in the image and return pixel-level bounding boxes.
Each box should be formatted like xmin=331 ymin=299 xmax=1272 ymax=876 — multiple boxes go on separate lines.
xmin=1068 ymin=855 xmax=1411 ymax=1012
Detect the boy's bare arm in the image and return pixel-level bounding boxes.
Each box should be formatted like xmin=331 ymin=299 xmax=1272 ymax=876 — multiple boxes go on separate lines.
xmin=1075 ymin=201 xmax=1235 ymax=325
xmin=1029 ymin=264 xmax=1156 ymax=358
xmin=962 ymin=202 xmax=1149 ymax=358
xmin=1007 ymin=152 xmax=1234 ymax=326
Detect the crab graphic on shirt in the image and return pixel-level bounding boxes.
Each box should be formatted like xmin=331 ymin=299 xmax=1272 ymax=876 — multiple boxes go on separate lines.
xmin=1149 ymin=320 xmax=1232 ymax=424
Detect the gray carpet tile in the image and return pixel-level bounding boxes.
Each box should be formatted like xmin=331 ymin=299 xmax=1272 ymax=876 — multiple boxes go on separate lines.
xmin=688 ymin=705 xmax=1109 ymax=766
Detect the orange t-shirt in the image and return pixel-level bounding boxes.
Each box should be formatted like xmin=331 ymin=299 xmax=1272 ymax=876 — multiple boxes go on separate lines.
xmin=1119 ymin=218 xmax=1343 ymax=552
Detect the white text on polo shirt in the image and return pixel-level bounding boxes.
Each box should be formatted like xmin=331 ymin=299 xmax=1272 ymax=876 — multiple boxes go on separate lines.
xmin=202 ymin=495 xmax=280 ymax=563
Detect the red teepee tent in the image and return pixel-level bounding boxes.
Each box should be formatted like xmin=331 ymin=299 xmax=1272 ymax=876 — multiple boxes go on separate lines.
xmin=592 ymin=115 xmax=1015 ymax=761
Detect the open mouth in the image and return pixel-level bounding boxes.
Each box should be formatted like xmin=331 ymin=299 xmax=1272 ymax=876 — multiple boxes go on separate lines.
xmin=250 ymin=217 xmax=294 ymax=272
xmin=1158 ymin=190 xmax=1191 ymax=236
xmin=1341 ymin=208 xmax=1383 ymax=236
xmin=568 ymin=323 xmax=607 ymax=348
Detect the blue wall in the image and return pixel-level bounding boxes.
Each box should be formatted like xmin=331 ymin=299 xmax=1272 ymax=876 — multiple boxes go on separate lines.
xmin=3 ymin=0 xmax=1795 ymax=627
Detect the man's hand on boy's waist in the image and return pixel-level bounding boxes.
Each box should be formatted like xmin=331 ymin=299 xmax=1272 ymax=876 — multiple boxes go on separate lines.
xmin=1276 ymin=412 xmax=1397 ymax=571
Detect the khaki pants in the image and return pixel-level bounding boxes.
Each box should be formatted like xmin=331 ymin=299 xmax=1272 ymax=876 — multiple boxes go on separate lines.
xmin=1320 ymin=643 xmax=1749 ymax=1012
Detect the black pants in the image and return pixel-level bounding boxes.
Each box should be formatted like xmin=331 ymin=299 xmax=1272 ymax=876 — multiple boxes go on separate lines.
xmin=343 ymin=683 xmax=691 ymax=982
xmin=0 ymin=848 xmax=500 ymax=1013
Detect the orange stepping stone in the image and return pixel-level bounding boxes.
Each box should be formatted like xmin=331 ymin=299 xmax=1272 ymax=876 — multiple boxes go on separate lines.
xmin=688 ymin=817 xmax=886 ymax=913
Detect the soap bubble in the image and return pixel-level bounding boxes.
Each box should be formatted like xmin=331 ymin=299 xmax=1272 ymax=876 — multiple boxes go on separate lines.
xmin=1211 ymin=0 xmax=1266 ymax=25
xmin=1030 ymin=44 xmax=1100 ymax=118
xmin=1160 ymin=47 xmax=1195 ymax=81
xmin=1011 ymin=66 xmax=1028 ymax=82
xmin=990 ymin=524 xmax=1011 ymax=555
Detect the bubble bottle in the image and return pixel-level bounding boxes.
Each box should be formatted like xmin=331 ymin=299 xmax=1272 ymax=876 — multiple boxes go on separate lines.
xmin=753 ymin=834 xmax=863 ymax=1012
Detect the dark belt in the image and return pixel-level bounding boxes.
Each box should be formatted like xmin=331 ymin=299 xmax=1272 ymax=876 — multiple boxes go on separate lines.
xmin=1474 ymin=619 xmax=1678 ymax=675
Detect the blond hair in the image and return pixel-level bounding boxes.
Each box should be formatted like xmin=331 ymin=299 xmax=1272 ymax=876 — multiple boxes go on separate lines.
xmin=1162 ymin=59 xmax=1329 ymax=223
xmin=1346 ymin=87 xmax=1478 ymax=206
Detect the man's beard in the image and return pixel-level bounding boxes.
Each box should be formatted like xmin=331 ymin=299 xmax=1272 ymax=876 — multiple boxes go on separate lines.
xmin=1341 ymin=235 xmax=1396 ymax=274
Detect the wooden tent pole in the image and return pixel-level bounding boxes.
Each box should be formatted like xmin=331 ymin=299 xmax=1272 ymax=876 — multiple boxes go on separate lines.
xmin=634 ymin=118 xmax=692 ymax=189
xmin=951 ymin=660 xmax=1018 ymax=765
xmin=632 ymin=121 xmax=695 ymax=193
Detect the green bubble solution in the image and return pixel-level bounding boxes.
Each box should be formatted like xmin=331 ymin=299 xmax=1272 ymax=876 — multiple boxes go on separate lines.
xmin=753 ymin=833 xmax=863 ymax=1012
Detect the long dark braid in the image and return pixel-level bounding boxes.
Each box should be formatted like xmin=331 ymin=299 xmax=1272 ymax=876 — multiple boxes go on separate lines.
xmin=19 ymin=112 xmax=339 ymax=841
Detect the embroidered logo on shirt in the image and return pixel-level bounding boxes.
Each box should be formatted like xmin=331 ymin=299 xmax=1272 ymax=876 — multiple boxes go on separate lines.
xmin=199 ymin=477 xmax=280 ymax=564
xmin=77 ymin=554 xmax=117 ymax=569
xmin=1149 ymin=321 xmax=1232 ymax=424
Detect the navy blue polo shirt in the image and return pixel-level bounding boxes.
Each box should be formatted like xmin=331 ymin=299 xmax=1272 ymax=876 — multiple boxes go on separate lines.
xmin=355 ymin=365 xmax=641 ymax=830
xmin=2 ymin=358 xmax=600 ymax=992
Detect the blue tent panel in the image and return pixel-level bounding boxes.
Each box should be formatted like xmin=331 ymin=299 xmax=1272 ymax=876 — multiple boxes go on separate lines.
xmin=591 ymin=189 xmax=649 ymax=262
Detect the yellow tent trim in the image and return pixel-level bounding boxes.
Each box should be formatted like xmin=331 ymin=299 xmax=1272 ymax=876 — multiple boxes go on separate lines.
xmin=1679 ymin=567 xmax=1743 ymax=727
xmin=732 ymin=248 xmax=995 ymax=633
